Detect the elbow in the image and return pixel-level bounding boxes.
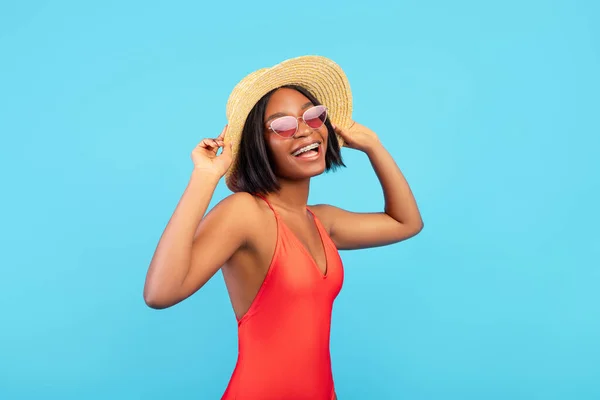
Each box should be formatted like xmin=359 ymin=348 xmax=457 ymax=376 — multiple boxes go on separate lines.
xmin=414 ymin=219 xmax=424 ymax=234
xmin=143 ymin=290 xmax=162 ymax=309
xmin=143 ymin=286 xmax=175 ymax=310
xmin=401 ymin=219 xmax=423 ymax=240
xmin=144 ymin=293 xmax=165 ymax=309
xmin=412 ymin=220 xmax=424 ymax=236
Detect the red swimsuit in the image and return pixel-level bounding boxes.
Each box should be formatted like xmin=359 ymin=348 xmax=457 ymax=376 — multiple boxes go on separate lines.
xmin=221 ymin=195 xmax=344 ymax=400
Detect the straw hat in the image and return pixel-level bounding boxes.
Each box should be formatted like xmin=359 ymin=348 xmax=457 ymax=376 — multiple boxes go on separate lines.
xmin=224 ymin=55 xmax=353 ymax=191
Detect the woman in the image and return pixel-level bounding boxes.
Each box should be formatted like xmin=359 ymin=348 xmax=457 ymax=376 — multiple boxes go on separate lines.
xmin=143 ymin=55 xmax=423 ymax=400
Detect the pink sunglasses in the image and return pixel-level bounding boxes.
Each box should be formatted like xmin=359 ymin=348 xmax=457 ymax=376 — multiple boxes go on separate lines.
xmin=267 ymin=105 xmax=328 ymax=138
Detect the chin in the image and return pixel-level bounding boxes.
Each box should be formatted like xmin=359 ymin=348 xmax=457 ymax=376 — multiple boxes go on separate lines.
xmin=301 ymin=165 xmax=326 ymax=179
xmin=278 ymin=159 xmax=327 ymax=181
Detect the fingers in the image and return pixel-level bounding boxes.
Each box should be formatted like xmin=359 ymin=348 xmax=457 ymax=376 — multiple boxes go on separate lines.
xmin=331 ymin=123 xmax=345 ymax=135
xmin=199 ymin=137 xmax=224 ymax=148
xmin=220 ymin=139 xmax=233 ymax=157
xmin=217 ymin=124 xmax=228 ymax=141
xmin=199 ymin=138 xmax=217 ymax=149
xmin=331 ymin=123 xmax=350 ymax=148
xmin=196 ymin=124 xmax=229 ymax=153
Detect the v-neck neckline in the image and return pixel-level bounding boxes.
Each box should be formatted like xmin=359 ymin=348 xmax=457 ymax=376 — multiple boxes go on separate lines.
xmin=281 ymin=208 xmax=329 ymax=279
xmin=254 ymin=194 xmax=329 ymax=278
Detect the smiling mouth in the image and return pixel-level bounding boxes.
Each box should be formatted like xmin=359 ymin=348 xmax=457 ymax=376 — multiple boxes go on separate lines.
xmin=291 ymin=142 xmax=321 ymax=157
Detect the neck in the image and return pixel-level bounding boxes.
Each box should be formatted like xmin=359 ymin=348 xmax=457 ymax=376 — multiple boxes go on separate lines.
xmin=265 ymin=178 xmax=311 ymax=214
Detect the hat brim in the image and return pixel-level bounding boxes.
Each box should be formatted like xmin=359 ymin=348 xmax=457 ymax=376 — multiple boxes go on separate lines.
xmin=224 ymin=55 xmax=353 ymax=191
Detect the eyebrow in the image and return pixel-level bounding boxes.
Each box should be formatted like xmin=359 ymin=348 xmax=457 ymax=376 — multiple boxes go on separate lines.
xmin=264 ymin=102 xmax=314 ymax=124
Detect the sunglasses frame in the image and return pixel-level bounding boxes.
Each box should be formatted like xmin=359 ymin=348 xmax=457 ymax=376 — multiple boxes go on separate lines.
xmin=267 ymin=105 xmax=328 ymax=138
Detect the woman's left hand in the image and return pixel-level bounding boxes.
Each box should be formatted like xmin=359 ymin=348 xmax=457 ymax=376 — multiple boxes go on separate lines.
xmin=333 ymin=121 xmax=381 ymax=153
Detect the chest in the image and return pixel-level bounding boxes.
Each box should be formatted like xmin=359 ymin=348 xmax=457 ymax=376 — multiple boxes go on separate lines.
xmin=280 ymin=216 xmax=328 ymax=276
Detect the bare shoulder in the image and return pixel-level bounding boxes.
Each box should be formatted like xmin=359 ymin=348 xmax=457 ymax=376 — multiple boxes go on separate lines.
xmin=215 ymin=191 xmax=260 ymax=212
xmin=207 ymin=192 xmax=262 ymax=225
xmin=194 ymin=192 xmax=263 ymax=243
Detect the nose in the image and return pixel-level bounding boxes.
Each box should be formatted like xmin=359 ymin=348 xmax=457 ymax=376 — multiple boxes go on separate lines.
xmin=295 ymin=117 xmax=313 ymax=137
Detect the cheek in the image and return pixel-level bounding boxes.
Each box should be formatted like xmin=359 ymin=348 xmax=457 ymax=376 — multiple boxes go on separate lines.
xmin=320 ymin=126 xmax=330 ymax=144
xmin=265 ymin=137 xmax=289 ymax=166
xmin=266 ymin=136 xmax=283 ymax=154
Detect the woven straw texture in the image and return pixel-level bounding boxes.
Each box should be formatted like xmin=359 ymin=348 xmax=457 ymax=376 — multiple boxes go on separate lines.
xmin=224 ymin=55 xmax=353 ymax=191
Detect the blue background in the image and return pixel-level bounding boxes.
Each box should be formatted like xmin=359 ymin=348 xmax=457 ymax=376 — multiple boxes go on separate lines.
xmin=1 ymin=0 xmax=599 ymax=399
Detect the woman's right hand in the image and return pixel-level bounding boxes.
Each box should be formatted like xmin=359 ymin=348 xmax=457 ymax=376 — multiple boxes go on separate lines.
xmin=191 ymin=125 xmax=233 ymax=178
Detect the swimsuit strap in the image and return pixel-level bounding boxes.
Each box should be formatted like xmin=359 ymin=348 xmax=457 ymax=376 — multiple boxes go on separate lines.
xmin=254 ymin=193 xmax=279 ymax=217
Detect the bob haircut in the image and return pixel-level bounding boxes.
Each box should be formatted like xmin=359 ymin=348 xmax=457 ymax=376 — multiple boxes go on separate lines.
xmin=229 ymin=85 xmax=346 ymax=194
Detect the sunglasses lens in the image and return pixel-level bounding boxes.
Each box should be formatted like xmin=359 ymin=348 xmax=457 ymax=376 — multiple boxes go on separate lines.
xmin=271 ymin=117 xmax=297 ymax=137
xmin=304 ymin=105 xmax=327 ymax=128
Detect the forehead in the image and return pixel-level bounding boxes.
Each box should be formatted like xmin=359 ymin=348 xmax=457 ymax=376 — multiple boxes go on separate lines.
xmin=265 ymin=88 xmax=312 ymax=113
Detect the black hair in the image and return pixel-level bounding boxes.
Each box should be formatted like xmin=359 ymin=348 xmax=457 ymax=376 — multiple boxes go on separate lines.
xmin=229 ymin=85 xmax=345 ymax=194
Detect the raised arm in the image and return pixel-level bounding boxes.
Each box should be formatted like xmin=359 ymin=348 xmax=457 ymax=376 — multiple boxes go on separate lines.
xmin=143 ymin=126 xmax=254 ymax=309
xmin=312 ymin=122 xmax=423 ymax=250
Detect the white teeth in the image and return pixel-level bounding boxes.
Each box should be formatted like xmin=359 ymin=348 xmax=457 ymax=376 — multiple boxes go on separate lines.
xmin=292 ymin=142 xmax=320 ymax=156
